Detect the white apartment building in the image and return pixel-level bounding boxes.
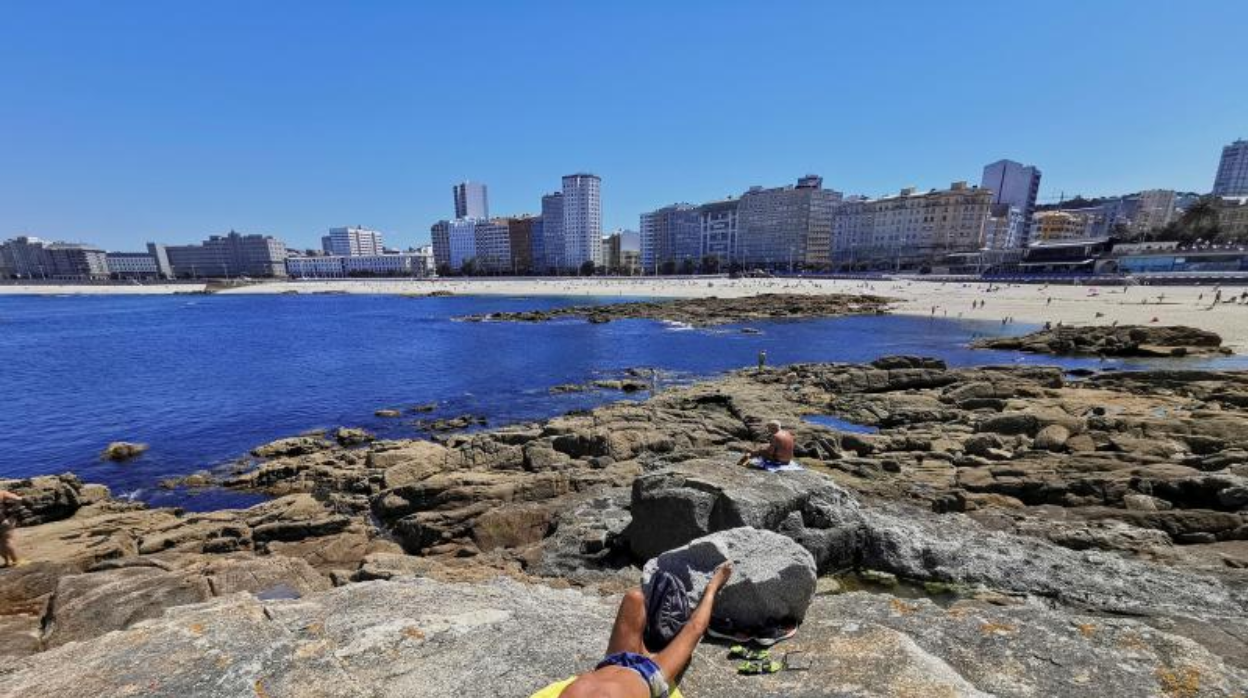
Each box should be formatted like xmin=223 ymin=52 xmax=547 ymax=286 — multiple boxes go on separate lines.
xmin=983 ymin=204 xmax=1025 ymax=250
xmin=326 ymin=226 xmax=384 ymax=256
xmin=285 ymin=256 xmax=345 ymax=277
xmin=562 ymin=173 xmax=602 ymax=269
xmin=286 ymin=251 xmax=434 ymax=278
xmin=1131 ymin=189 xmax=1177 ymax=233
xmin=105 ymin=252 xmax=161 ymax=277
xmin=831 ymin=183 xmax=992 ymax=270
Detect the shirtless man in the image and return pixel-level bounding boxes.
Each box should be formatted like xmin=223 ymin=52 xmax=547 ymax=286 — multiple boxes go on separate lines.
xmin=536 ymin=563 xmax=733 ymax=698
xmin=0 ymin=489 xmax=24 ymax=567
xmin=738 ymin=420 xmax=795 ymax=467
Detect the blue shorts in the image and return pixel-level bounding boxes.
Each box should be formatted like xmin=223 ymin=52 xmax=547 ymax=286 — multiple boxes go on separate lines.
xmin=596 ymin=652 xmax=670 ymax=698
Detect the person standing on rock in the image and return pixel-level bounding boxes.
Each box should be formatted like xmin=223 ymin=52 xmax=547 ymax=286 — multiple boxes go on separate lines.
xmin=0 ymin=489 xmax=24 ymax=567
xmin=533 ymin=563 xmax=733 ymax=698
xmin=738 ymin=420 xmax=795 ymax=468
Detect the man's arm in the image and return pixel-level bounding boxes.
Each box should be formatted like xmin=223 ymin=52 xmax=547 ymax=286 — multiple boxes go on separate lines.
xmin=651 ymin=563 xmax=733 ymax=681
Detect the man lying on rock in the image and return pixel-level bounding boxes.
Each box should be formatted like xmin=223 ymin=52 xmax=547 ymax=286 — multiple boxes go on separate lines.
xmin=531 ymin=562 xmax=733 ymax=698
xmin=737 ymin=420 xmax=796 ymax=471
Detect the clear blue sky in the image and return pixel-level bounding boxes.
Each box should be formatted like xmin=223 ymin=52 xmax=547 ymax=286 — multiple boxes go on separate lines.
xmin=2 ymin=1 xmax=1245 ymax=251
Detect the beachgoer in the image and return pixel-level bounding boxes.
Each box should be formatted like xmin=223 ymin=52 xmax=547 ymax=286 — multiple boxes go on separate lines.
xmin=757 ymin=350 xmax=767 ymax=370
xmin=739 ymin=420 xmax=795 ymax=467
xmin=536 ymin=563 xmax=734 ymax=698
xmin=0 ymin=490 xmax=23 ymax=567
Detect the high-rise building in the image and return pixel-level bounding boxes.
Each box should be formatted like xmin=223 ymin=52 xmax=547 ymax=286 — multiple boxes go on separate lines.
xmin=981 ymin=159 xmax=1042 ymax=247
xmin=326 ymin=226 xmax=384 ymax=256
xmin=639 ymin=204 xmax=700 ymax=273
xmin=505 ymin=216 xmax=537 ymax=274
xmin=540 ymin=192 xmax=564 ymax=272
xmin=447 ymin=219 xmax=477 ymax=271
xmin=529 ymin=217 xmax=545 ymax=273
xmin=1213 ymin=140 xmax=1248 ymax=197
xmin=562 ymin=173 xmax=602 ymax=269
xmin=472 ymin=219 xmax=513 ymax=273
xmin=737 ymin=175 xmax=842 ymax=270
xmin=430 ymin=220 xmax=451 ymax=270
xmin=698 ymin=199 xmax=740 ymax=267
xmin=453 ymin=181 xmax=489 ymax=219
xmin=1131 ymin=190 xmax=1177 ymax=233
xmin=164 ymin=231 xmax=288 ymax=278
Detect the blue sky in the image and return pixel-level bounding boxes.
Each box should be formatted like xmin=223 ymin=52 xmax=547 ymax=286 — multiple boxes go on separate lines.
xmin=2 ymin=1 xmax=1245 ymax=251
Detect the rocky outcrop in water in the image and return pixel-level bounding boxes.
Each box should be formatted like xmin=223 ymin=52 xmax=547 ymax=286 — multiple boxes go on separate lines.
xmin=972 ymin=324 xmax=1232 ymax=357
xmin=99 ymin=441 xmax=148 ymax=461
xmin=460 ymin=292 xmax=894 ymax=326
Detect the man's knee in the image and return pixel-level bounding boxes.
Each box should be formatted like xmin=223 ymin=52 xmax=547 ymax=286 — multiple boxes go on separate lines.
xmin=624 ymin=588 xmax=645 ymax=607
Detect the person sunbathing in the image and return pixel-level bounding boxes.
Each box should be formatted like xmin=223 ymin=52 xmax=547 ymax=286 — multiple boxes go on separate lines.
xmin=532 ymin=563 xmax=733 ymax=698
xmin=738 ymin=420 xmax=795 ymax=468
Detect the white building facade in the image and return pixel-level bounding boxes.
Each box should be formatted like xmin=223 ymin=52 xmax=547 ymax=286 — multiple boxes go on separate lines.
xmin=1131 ymin=189 xmax=1177 ymax=233
xmin=326 ymin=227 xmax=385 ymax=256
xmin=286 ymin=251 xmax=434 ymax=278
xmin=562 ymin=173 xmax=602 ymax=269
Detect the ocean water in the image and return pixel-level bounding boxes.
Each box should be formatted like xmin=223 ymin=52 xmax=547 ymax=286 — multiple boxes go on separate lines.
xmin=3 ymin=293 xmax=1245 ymax=510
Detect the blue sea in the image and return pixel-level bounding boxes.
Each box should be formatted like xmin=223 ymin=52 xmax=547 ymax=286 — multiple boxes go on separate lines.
xmin=3 ymin=293 xmax=1245 ymax=510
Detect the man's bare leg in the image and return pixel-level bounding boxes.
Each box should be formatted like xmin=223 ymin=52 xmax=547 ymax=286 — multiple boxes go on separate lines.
xmin=0 ymin=531 xmax=16 ymax=567
xmin=605 ymin=588 xmax=647 ymax=655
xmin=652 ymin=563 xmax=733 ymax=682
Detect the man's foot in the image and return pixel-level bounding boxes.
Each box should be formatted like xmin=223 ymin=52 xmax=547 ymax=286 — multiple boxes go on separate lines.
xmin=708 ymin=562 xmax=733 ymax=592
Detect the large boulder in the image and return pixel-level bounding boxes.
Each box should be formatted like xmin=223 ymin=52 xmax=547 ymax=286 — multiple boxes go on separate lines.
xmin=641 ymin=527 xmax=816 ymax=635
xmin=624 ymin=458 xmax=863 ymax=571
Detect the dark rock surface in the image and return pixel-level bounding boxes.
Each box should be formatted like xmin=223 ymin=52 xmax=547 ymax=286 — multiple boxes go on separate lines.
xmin=460 ymin=292 xmax=894 ymax=326
xmin=973 ymin=324 xmax=1232 ymax=357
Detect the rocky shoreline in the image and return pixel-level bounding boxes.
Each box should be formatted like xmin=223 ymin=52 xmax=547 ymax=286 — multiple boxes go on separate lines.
xmin=460 ymin=292 xmax=895 ymax=326
xmin=972 ymin=324 xmax=1233 ymax=357
xmin=3 ymin=356 xmax=1248 ymax=695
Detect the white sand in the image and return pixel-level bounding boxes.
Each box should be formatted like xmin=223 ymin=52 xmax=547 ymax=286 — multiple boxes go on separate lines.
xmin=9 ymin=277 xmax=1248 ymax=350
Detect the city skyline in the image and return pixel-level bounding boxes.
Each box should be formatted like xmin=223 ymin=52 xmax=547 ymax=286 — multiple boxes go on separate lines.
xmin=2 ymin=1 xmax=1246 ymax=250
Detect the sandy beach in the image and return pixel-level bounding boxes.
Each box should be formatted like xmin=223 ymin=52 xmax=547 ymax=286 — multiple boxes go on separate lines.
xmin=9 ymin=276 xmax=1248 ymax=349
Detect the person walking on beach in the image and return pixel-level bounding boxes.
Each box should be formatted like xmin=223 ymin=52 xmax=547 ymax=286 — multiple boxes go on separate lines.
xmin=757 ymin=350 xmax=767 ymax=370
xmin=532 ymin=563 xmax=733 ymax=698
xmin=0 ymin=490 xmax=24 ymax=567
